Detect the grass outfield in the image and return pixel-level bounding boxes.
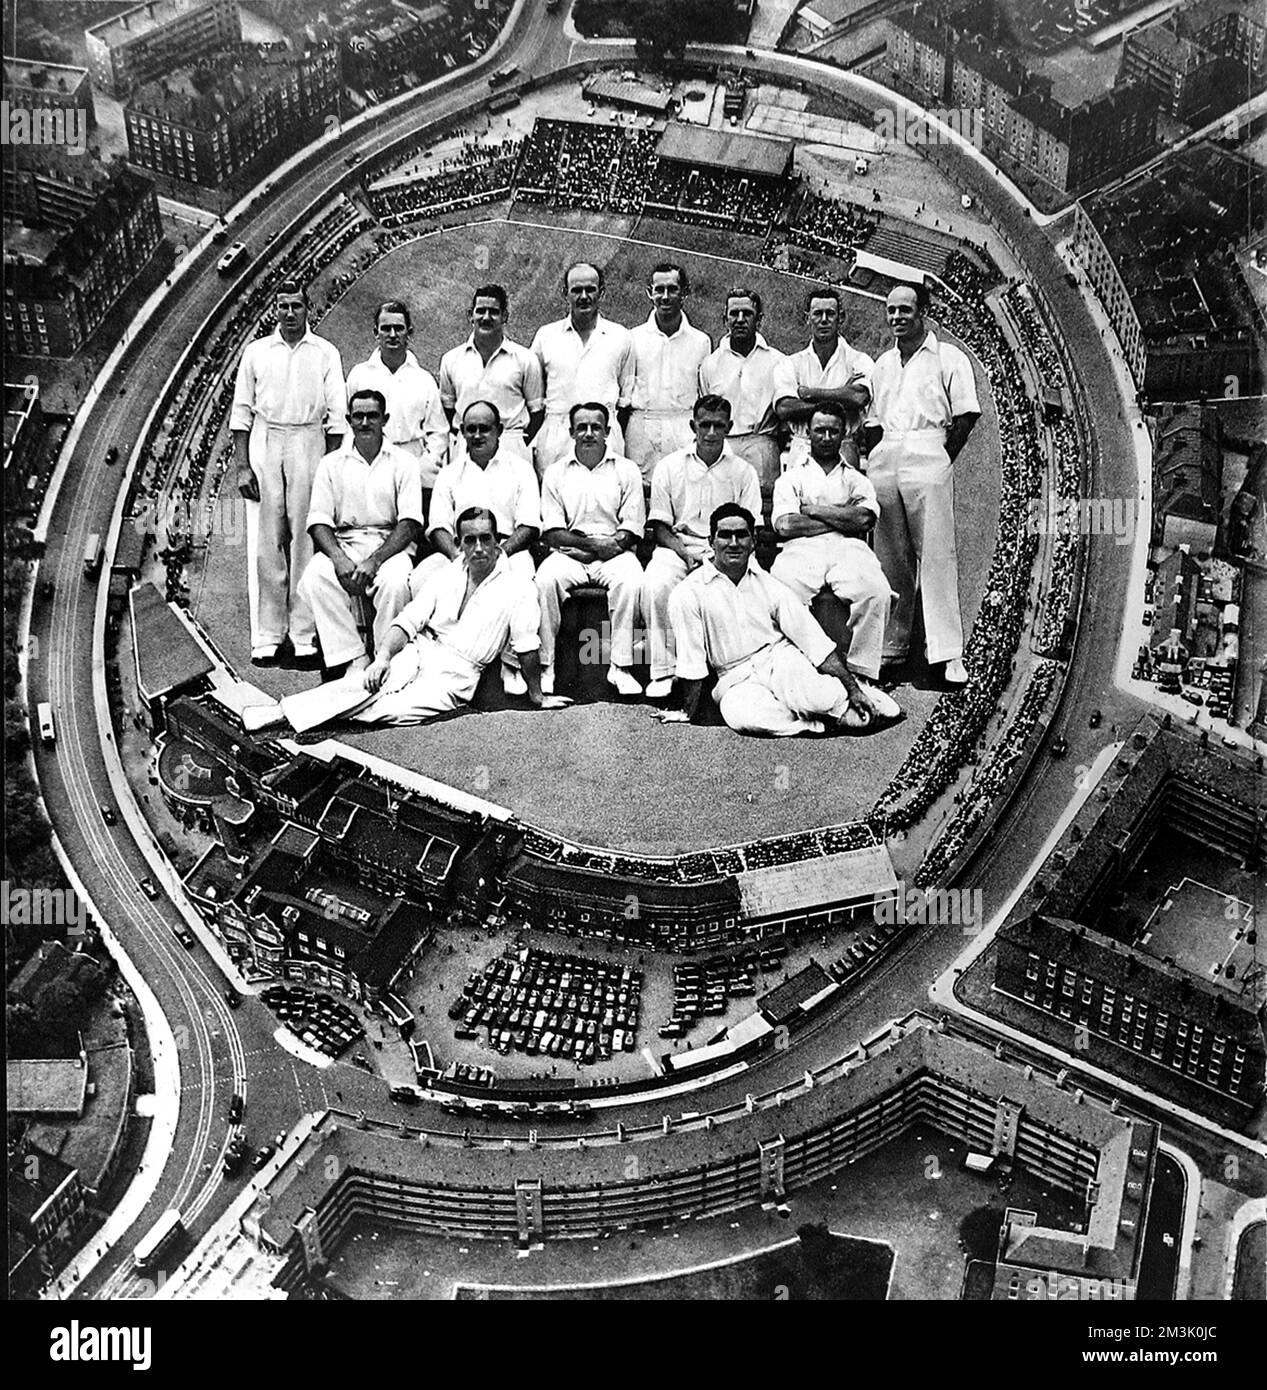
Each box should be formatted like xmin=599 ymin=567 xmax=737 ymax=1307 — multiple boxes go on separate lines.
xmin=318 ymin=211 xmax=897 ymax=369
xmin=196 ymin=215 xmax=1001 ymax=852
xmin=456 ymin=1231 xmax=893 ymax=1299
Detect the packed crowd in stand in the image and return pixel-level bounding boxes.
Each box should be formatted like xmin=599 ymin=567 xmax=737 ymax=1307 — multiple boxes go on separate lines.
xmin=1003 ymin=284 xmax=1065 ymax=389
xmin=913 ymin=659 xmax=1060 ymax=886
xmin=1034 ymin=413 xmax=1083 ymax=656
xmin=514 ymin=120 xmax=658 ymax=215
xmin=787 ymin=190 xmax=879 ymax=260
xmin=368 ymin=139 xmax=522 ymax=226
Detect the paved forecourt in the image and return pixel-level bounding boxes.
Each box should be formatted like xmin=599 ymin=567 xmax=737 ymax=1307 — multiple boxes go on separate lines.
xmin=194 ymin=216 xmax=1001 ymax=854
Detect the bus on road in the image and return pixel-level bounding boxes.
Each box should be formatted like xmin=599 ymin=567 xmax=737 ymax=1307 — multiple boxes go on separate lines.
xmin=488 ymin=64 xmax=520 ymax=89
xmin=36 ymin=702 xmax=55 ymax=747
xmin=133 ymin=1209 xmax=185 ymax=1273
xmin=83 ymin=533 xmax=103 ymax=579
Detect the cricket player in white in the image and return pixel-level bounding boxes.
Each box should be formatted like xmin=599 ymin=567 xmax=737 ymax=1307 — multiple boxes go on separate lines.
xmin=770 ymin=403 xmax=899 ymax=718
xmin=297 ymin=388 xmax=422 ymax=673
xmin=530 ymin=262 xmax=634 ymax=474
xmin=773 ymin=287 xmax=873 ymax=471
xmin=697 ymin=288 xmax=785 ymax=500
xmin=536 ymin=402 xmax=646 ymax=697
xmin=243 ymin=509 xmax=569 ymax=732
xmin=863 ymin=284 xmax=981 ymax=687
xmin=659 ymin=505 xmax=878 ymax=737
xmin=345 ymin=299 xmax=449 ymax=497
xmin=231 ymin=281 xmax=346 ymax=664
xmin=641 ymin=395 xmax=761 ymax=700
xmin=438 ymin=284 xmax=544 ymax=464
xmin=625 ymin=263 xmax=711 ymax=485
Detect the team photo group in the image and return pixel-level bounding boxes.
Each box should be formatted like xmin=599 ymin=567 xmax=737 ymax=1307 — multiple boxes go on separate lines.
xmin=233 ymin=257 xmax=982 ymax=739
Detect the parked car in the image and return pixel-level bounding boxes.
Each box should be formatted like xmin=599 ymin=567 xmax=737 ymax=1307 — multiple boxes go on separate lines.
xmin=139 ymin=876 xmax=159 ymax=900
xmin=1089 ymin=708 xmax=1103 ymax=728
xmin=252 ymin=1142 xmax=276 ymax=1170
xmin=222 ymin=1137 xmax=249 ymax=1175
xmin=228 ymin=1093 xmax=245 ymax=1124
xmin=100 ymin=804 xmax=118 ymax=826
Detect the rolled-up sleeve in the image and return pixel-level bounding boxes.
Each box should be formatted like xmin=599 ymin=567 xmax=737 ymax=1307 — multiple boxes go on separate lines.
xmin=774 ymin=580 xmax=835 ymax=667
xmin=420 ymin=378 xmax=450 ymax=476
xmin=306 ymin=457 xmax=338 ymax=531
xmin=946 ymin=345 xmax=981 ymax=415
xmin=771 ymin=354 xmax=798 ymax=407
xmin=848 ymin=468 xmax=881 ymax=519
xmin=615 ymin=332 xmax=635 ymax=410
xmin=508 ymin=576 xmax=541 ymax=653
xmin=522 ymin=350 xmax=546 ymax=414
xmin=851 ymin=349 xmax=875 ymax=401
xmin=427 ymin=470 xmax=455 ymax=537
xmin=616 ymin=462 xmax=646 ymax=535
xmin=437 ymin=350 xmax=458 ymax=411
xmin=668 ymin=581 xmax=709 ymax=681
xmin=540 ymin=464 xmax=567 ymax=532
xmin=770 ymin=470 xmax=800 ymax=527
xmin=229 ymin=345 xmax=258 ymax=433
xmin=394 ymin=454 xmax=425 ymax=528
xmin=322 ymin=345 xmax=348 ymax=437
xmin=738 ymin=463 xmax=762 ymax=522
xmin=512 ymin=458 xmax=542 ymax=530
xmin=390 ymin=586 xmax=437 ymax=642
xmin=647 ymin=458 xmax=674 ymax=528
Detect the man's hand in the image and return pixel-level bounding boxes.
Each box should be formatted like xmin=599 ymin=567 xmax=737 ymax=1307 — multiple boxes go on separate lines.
xmin=587 ymin=536 xmax=623 ymax=562
xmin=558 ymin=545 xmax=590 ymax=562
xmin=532 ymin=694 xmax=573 ymax=711
xmin=349 ymin=554 xmax=380 ymax=594
xmin=236 ymin=465 xmax=259 ymax=502
xmin=362 ymin=655 xmax=391 ymax=694
xmin=648 ymin=708 xmax=690 ymax=724
xmin=845 ymin=678 xmax=876 ymax=723
xmin=332 ymin=553 xmax=360 ymax=595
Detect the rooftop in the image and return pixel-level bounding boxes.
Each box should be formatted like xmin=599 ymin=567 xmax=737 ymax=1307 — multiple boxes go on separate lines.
xmin=87 ymin=0 xmax=239 ymax=44
xmin=130 ymin=582 xmax=216 ymax=702
xmin=657 ymin=124 xmax=793 ymax=179
xmin=6 ymin=1057 xmax=88 ymax=1118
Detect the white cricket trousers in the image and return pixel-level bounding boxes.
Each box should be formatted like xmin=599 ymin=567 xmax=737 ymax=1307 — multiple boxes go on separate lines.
xmin=770 ymin=535 xmax=893 ymax=681
xmin=624 ymin=409 xmax=694 ymax=487
xmin=245 ymin=420 xmax=325 ymax=651
xmin=714 ymin=641 xmax=853 ymax=737
xmin=866 ymin=430 xmax=963 ymax=664
xmin=297 ymin=538 xmax=415 ymax=668
xmin=641 ymin=544 xmax=706 ymax=682
xmin=536 ymin=551 xmax=643 ymax=669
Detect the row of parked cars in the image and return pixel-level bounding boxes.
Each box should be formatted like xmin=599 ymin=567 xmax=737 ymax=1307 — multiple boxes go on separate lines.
xmin=827 ymin=923 xmax=903 ymax=982
xmin=658 ymin=943 xmax=786 ymax=1038
xmin=261 ymin=985 xmax=364 ymax=1058
xmin=449 ymin=947 xmax=644 ymax=1065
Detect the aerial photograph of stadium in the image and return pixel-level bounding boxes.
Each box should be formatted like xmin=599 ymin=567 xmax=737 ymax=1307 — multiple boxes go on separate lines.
xmin=4 ymin=0 xmax=1265 ymax=1355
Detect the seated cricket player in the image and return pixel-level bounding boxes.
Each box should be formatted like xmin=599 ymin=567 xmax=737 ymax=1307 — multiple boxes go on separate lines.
xmin=242 ymin=508 xmax=570 ymax=731
xmin=659 ymin=504 xmax=883 ymax=737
